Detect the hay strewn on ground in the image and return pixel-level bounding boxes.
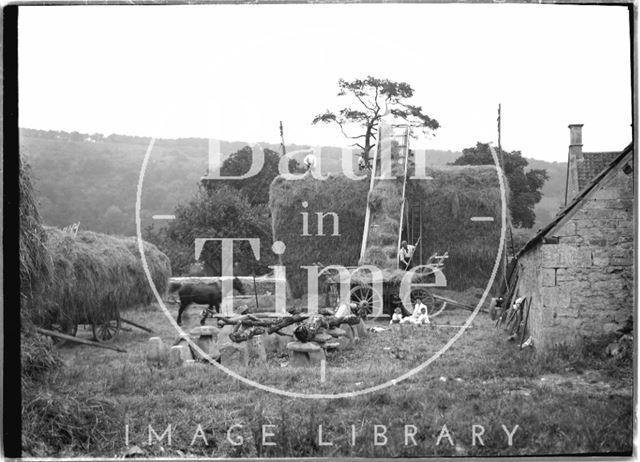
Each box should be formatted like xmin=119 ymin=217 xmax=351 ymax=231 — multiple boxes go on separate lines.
xmin=41 ymin=228 xmax=172 ymax=327
xmin=270 ymin=165 xmax=505 ymax=297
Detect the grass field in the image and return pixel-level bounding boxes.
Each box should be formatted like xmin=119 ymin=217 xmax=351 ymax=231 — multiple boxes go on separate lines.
xmin=26 ymin=295 xmax=633 ymax=458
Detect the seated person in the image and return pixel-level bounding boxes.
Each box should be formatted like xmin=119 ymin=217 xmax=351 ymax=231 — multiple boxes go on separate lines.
xmin=390 ymin=307 xmax=403 ymax=324
xmin=416 ymin=306 xmax=431 ymax=325
xmin=334 ymin=298 xmax=356 ymax=319
xmin=400 ymin=298 xmax=428 ymax=324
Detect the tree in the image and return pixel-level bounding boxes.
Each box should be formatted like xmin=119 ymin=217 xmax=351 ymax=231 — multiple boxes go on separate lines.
xmin=451 ymin=142 xmax=548 ymax=228
xmin=102 ymin=205 xmax=127 ymax=234
xmin=145 ymin=185 xmax=274 ymax=276
xmin=312 ymin=76 xmax=440 ymax=164
xmin=204 ymin=146 xmax=303 ymax=206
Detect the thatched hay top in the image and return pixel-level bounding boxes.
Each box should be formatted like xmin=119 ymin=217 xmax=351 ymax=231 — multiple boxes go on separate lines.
xmin=41 ymin=228 xmax=172 ymax=326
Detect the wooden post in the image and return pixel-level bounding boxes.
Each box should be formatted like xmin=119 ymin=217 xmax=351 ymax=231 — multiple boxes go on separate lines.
xmin=121 ymin=318 xmax=154 ymax=333
xmin=36 ymin=327 xmax=127 ymax=353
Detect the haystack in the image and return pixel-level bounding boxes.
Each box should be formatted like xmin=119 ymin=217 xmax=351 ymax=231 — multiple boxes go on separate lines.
xmin=20 ymin=158 xmax=52 ymax=322
xmin=41 ymin=228 xmax=172 ymax=327
xmin=269 ymin=173 xmax=368 ymax=298
xmin=405 ymin=165 xmax=504 ymax=290
xmin=269 ymin=165 xmax=505 ymax=298
xmin=20 ymin=157 xmax=59 ymax=383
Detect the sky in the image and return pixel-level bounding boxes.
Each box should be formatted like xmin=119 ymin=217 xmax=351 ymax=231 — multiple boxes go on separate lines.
xmin=19 ymin=3 xmax=632 ymax=162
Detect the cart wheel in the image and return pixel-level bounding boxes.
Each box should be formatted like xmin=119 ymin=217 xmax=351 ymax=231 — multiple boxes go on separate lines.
xmin=405 ymin=289 xmax=447 ymax=317
xmin=92 ymin=316 xmax=121 ymax=343
xmin=349 ymin=284 xmax=382 ymax=317
xmin=50 ymin=320 xmax=78 ymax=345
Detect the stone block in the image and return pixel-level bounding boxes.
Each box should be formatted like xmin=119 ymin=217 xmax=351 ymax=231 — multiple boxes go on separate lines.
xmin=542 ymin=287 xmax=571 ymax=311
xmin=611 ymin=255 xmax=634 ymax=266
xmin=557 ymin=221 xmax=577 ymax=236
xmin=354 ymin=320 xmax=368 ymax=338
xmin=558 ymin=235 xmax=583 ymax=245
xmin=220 ymin=343 xmax=248 ymax=368
xmin=219 ymin=336 xmax=267 ymax=368
xmin=195 ymin=335 xmax=220 ymax=360
xmin=169 ymin=345 xmax=192 ymax=366
xmin=592 ymin=255 xmax=610 ymax=267
xmin=541 ymin=268 xmax=556 ymax=287
xmin=146 ymin=337 xmax=169 ymax=366
xmin=263 ymin=333 xmax=293 ymax=355
xmin=336 ymin=335 xmax=352 ymax=349
xmin=340 ymin=323 xmax=355 ymax=341
xmin=541 ymin=244 xmax=592 ymax=268
xmin=188 ymin=326 xmax=220 ymax=360
xmin=327 ymin=327 xmax=347 ymax=338
xmin=323 ymin=342 xmax=340 ymax=351
xmin=312 ymin=333 xmax=333 ymax=344
xmin=555 ymin=268 xmax=574 ymax=283
xmin=190 ymin=325 xmax=220 ymax=340
xmin=588 ymin=237 xmax=607 ymax=247
xmin=287 ymin=341 xmax=325 ymax=367
xmin=247 ymin=336 xmax=267 ymax=365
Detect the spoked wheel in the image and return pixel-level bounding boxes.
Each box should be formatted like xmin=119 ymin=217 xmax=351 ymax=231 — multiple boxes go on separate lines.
xmin=349 ymin=284 xmax=382 ymax=318
xmin=405 ymin=288 xmax=447 ymax=317
xmin=50 ymin=319 xmax=78 ymax=346
xmin=92 ymin=314 xmax=121 ymax=343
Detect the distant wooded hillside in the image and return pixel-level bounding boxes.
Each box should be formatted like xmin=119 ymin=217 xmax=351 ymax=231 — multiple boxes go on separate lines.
xmin=20 ymin=128 xmax=567 ymax=236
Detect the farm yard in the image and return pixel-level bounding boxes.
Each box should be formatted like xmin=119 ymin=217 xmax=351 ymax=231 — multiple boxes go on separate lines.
xmin=19 ymin=122 xmax=635 ymax=458
xmin=16 ymin=10 xmax=635 ymax=456
xmin=24 ymin=295 xmax=633 ymax=458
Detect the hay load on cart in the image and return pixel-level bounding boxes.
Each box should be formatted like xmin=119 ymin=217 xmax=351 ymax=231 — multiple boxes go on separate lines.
xmin=39 ymin=228 xmax=172 ymax=343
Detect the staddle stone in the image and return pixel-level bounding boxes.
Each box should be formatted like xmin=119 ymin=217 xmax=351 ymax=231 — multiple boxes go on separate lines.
xmin=323 ymin=342 xmax=340 ymax=351
xmin=220 ymin=336 xmax=267 ymax=368
xmin=146 ymin=337 xmax=169 ymax=365
xmin=354 ymin=320 xmax=368 ymax=338
xmin=247 ymin=335 xmax=267 ymax=366
xmin=312 ymin=333 xmax=333 ymax=344
xmin=220 ymin=343 xmax=248 ymax=368
xmin=190 ymin=325 xmax=219 ymax=339
xmin=169 ymin=345 xmax=192 ymax=366
xmin=263 ymin=332 xmax=292 ymax=355
xmin=287 ymin=341 xmax=325 ymax=367
xmin=327 ymin=328 xmax=347 ymax=338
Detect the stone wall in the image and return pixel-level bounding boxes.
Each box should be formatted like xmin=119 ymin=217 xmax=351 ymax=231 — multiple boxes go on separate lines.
xmin=517 ymin=158 xmax=633 ymax=350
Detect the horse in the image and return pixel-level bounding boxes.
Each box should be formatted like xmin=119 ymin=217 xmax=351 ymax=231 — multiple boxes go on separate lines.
xmin=168 ymin=277 xmax=245 ymax=326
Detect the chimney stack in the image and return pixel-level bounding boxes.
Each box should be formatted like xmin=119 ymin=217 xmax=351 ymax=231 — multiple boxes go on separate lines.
xmin=565 ymin=124 xmax=584 ymax=204
xmin=569 ymin=124 xmax=584 ymax=151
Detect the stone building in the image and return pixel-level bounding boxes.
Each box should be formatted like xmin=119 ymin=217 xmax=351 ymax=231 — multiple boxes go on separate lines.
xmin=513 ymin=125 xmax=634 ymax=350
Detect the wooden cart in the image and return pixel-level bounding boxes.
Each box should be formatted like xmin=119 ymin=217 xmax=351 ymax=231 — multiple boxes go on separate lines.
xmin=324 ymin=252 xmax=449 ymax=317
xmin=49 ymin=310 xmax=122 ymax=344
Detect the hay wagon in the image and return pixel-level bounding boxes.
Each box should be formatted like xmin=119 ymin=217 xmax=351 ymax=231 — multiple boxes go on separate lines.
xmin=50 ymin=310 xmax=122 ymax=343
xmin=323 ymin=251 xmax=449 ymax=317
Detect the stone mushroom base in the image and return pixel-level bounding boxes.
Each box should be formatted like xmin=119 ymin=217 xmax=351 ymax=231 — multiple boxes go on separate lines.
xmin=287 ymin=341 xmax=325 ymax=367
xmin=327 ymin=327 xmax=350 ymax=349
xmin=220 ymin=336 xmax=267 ymax=368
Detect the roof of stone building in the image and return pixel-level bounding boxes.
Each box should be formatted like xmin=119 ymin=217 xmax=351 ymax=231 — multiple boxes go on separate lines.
xmin=517 ymin=143 xmax=633 ymax=258
xmin=578 ymin=151 xmax=620 ymax=190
